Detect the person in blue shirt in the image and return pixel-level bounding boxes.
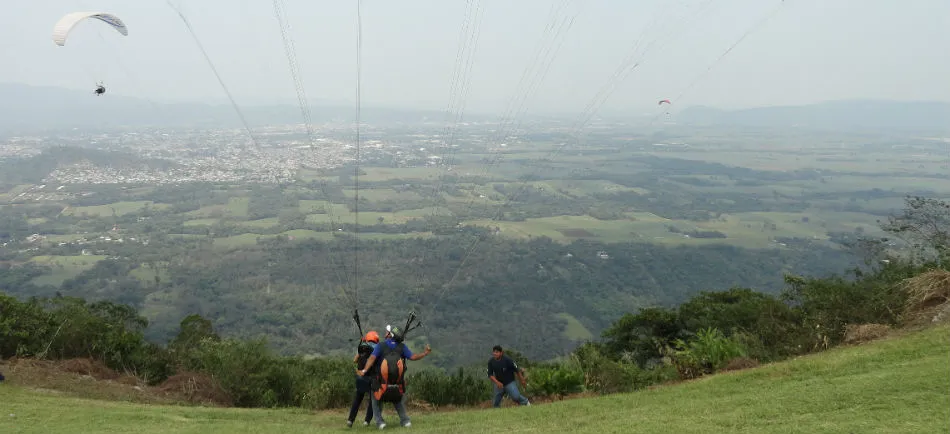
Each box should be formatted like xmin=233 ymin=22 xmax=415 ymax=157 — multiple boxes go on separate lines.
xmin=487 ymin=345 xmax=530 ymax=407
xmin=357 ymin=325 xmax=431 ymax=429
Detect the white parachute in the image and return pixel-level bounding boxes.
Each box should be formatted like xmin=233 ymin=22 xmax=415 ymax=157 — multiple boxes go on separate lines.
xmin=52 ymin=12 xmax=128 ymax=46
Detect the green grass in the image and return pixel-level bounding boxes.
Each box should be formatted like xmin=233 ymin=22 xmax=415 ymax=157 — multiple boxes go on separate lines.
xmin=342 ymin=188 xmax=424 ymax=202
xmin=0 ymin=325 xmax=946 ymax=433
xmin=555 ymin=313 xmax=594 ymax=341
xmin=62 ymin=201 xmax=168 ymax=218
xmin=360 ymin=167 xmax=441 ymax=182
xmin=3 ymin=184 xmax=35 ymax=199
xmin=213 ymin=233 xmax=264 ymax=249
xmin=461 ymin=207 xmax=888 ymax=248
xmin=27 ymin=255 xmax=108 ymax=287
xmin=239 ymin=218 xmax=280 ymax=229
xmin=303 ymin=202 xmax=446 ymax=226
xmin=185 ymin=198 xmax=249 ymax=219
xmin=463 ymin=214 xmax=735 ymax=246
xmin=279 ymin=229 xmax=334 ymax=241
xmin=128 ymin=264 xmax=169 ymax=284
xmin=183 ymin=218 xmax=218 ymax=227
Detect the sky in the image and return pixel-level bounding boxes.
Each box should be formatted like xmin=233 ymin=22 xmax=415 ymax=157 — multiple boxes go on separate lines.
xmin=2 ymin=0 xmax=949 ymax=117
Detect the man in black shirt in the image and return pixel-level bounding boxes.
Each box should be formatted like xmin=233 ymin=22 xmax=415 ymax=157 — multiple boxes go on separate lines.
xmin=487 ymin=345 xmax=530 ymax=408
xmin=347 ymin=331 xmax=378 ymax=427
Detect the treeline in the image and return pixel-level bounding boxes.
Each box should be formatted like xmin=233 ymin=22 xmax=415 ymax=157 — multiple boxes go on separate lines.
xmin=1 ymin=233 xmax=858 ymax=368
xmin=0 ymin=197 xmax=945 ymax=410
xmin=0 ymin=246 xmax=940 ymax=408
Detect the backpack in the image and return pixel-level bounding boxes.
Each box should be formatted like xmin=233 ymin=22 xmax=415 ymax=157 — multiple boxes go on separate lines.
xmin=372 ymin=342 xmax=407 ymax=402
xmin=357 ymin=342 xmax=378 ymax=376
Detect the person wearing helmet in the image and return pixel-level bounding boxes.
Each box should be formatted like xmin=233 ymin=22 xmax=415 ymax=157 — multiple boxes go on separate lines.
xmin=357 ymin=325 xmax=431 ymax=429
xmin=347 ymin=330 xmax=379 ymax=428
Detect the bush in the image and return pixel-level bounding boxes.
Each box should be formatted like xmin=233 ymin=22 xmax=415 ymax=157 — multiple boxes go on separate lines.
xmin=782 ymin=263 xmax=919 ymax=347
xmin=180 ymin=337 xmax=353 ymax=409
xmin=408 ymin=367 xmax=491 ymax=407
xmin=266 ymin=357 xmax=352 ymax=410
xmin=571 ymin=343 xmax=676 ymax=394
xmin=678 ymin=288 xmax=806 ymax=361
xmin=527 ymin=362 xmax=583 ymax=399
xmin=669 ymin=327 xmax=747 ymax=380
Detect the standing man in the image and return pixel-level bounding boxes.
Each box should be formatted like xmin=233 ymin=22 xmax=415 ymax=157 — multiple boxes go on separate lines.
xmin=357 ymin=325 xmax=432 ymax=429
xmin=487 ymin=345 xmax=530 ymax=408
xmin=347 ymin=330 xmax=379 ymax=428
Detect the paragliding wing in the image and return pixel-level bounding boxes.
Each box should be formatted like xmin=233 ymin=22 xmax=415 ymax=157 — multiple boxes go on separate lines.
xmin=658 ymin=99 xmax=672 ymax=106
xmin=52 ymin=12 xmax=128 ymax=46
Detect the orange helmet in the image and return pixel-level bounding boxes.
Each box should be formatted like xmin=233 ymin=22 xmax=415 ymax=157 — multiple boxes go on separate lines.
xmin=364 ymin=331 xmax=380 ymax=343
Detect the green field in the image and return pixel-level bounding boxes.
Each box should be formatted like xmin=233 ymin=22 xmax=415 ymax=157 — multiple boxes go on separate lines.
xmin=128 ymin=264 xmax=169 ymax=284
xmin=63 ymin=201 xmax=169 ymax=218
xmin=461 ymin=209 xmax=885 ymax=248
xmin=27 ymin=255 xmax=108 ymax=287
xmin=10 ymin=132 xmax=950 ymax=290
xmin=555 ymin=313 xmax=594 ymax=341
xmin=1 ymin=325 xmax=946 ymax=433
xmin=360 ymin=167 xmax=442 ymax=182
xmin=185 ymin=197 xmax=249 ymax=219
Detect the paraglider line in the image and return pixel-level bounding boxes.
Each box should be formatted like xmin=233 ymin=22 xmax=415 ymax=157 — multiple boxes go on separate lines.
xmin=272 ymin=0 xmax=354 ymax=306
xmin=165 ymin=0 xmax=258 ymax=152
xmin=651 ymin=0 xmax=785 ymax=125
xmin=353 ymin=0 xmax=363 ymax=309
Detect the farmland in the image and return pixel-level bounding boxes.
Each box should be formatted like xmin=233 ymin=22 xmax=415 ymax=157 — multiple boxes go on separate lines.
xmin=1 ymin=124 xmax=947 ymax=365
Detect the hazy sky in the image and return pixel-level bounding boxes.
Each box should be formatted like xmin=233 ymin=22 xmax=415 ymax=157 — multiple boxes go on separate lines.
xmin=3 ymin=0 xmax=949 ymax=116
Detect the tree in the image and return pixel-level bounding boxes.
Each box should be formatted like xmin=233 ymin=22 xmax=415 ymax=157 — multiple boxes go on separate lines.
xmin=169 ymin=314 xmax=220 ymax=355
xmin=880 ymin=196 xmax=950 ymax=261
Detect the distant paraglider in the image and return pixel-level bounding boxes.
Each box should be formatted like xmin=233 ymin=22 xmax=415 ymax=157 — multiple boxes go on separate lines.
xmin=658 ymin=99 xmax=672 ymax=121
xmin=52 ymin=12 xmax=127 ymax=97
xmin=52 ymin=12 xmax=128 ymax=46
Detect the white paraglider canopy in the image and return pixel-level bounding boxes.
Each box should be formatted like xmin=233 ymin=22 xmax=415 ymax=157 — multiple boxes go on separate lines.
xmin=52 ymin=12 xmax=128 ymax=46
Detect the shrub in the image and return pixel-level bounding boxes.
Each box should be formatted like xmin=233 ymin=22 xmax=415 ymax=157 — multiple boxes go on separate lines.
xmin=782 ymin=263 xmax=918 ymax=346
xmin=571 ymin=343 xmax=675 ymax=394
xmin=901 ymin=269 xmax=950 ymax=320
xmin=527 ymin=362 xmax=583 ymax=399
xmin=408 ymin=367 xmax=491 ymax=407
xmin=842 ymin=323 xmax=891 ymax=344
xmin=678 ymin=288 xmax=806 ymax=361
xmin=669 ymin=327 xmax=747 ymax=380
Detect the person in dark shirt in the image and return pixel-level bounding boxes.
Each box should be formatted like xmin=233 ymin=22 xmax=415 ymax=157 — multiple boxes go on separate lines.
xmin=347 ymin=330 xmax=379 ymax=427
xmin=487 ymin=345 xmax=530 ymax=408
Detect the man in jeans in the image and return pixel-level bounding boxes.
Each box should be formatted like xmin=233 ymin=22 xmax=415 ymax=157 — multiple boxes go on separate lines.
xmin=487 ymin=345 xmax=530 ymax=408
xmin=358 ymin=325 xmax=432 ymax=429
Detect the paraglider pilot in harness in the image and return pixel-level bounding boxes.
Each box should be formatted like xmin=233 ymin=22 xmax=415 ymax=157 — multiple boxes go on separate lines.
xmin=356 ymin=312 xmax=431 ymax=429
xmin=94 ymin=82 xmax=106 ymax=96
xmin=348 ymin=330 xmax=379 ymax=427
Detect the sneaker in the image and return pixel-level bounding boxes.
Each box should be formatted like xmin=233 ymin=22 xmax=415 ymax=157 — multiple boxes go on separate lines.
xmin=378 ymin=423 xmax=386 ymax=430
xmin=402 ymin=422 xmax=412 ymax=428
xmin=346 ymin=420 xmax=354 ymax=428
xmin=363 ymin=421 xmax=370 ymax=426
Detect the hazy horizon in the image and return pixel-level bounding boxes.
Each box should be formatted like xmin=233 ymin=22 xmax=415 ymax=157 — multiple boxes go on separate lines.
xmin=3 ymin=0 xmax=950 ymax=117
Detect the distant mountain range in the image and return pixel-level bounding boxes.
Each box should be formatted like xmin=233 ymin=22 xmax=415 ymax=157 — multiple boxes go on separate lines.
xmin=0 ymin=82 xmax=455 ymax=133
xmin=2 ymin=82 xmax=948 ymax=134
xmin=676 ymin=100 xmax=950 ymax=132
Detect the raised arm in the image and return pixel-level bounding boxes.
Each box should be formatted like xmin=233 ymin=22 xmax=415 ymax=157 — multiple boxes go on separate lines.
xmin=409 ymin=344 xmax=431 ymax=361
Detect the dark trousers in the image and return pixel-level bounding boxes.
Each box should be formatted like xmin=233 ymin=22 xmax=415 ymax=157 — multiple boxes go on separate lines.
xmin=347 ymin=376 xmax=374 ymax=423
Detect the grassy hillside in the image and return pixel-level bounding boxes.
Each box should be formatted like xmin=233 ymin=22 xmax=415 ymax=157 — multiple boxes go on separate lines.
xmin=1 ymin=324 xmax=947 ymax=433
